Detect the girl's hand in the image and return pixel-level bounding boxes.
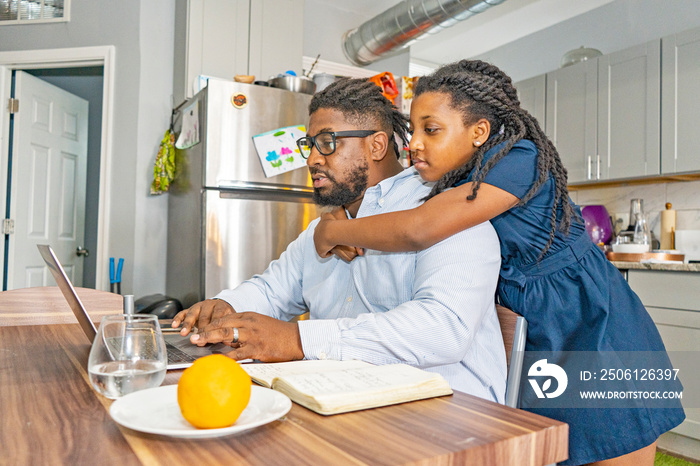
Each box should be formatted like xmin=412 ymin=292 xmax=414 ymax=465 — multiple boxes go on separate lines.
xmin=314 ymin=211 xmax=364 ymax=260
xmin=330 ymin=244 xmax=364 ymax=262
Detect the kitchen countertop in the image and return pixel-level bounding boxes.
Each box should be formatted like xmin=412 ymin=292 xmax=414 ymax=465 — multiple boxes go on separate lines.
xmin=610 ymin=261 xmax=700 ymax=272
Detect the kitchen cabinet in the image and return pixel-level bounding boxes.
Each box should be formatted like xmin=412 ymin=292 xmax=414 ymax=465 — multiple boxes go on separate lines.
xmin=173 ymin=0 xmax=304 ymax=102
xmin=627 ymin=270 xmax=700 ymax=442
xmin=544 ymin=59 xmax=597 ymax=183
xmin=662 ymin=27 xmax=700 ymax=174
xmin=597 ymin=40 xmax=660 ymax=180
xmin=514 ymin=75 xmax=546 ymax=130
xmin=544 ymin=41 xmax=661 ymax=183
xmin=248 ymin=1 xmax=304 ymax=85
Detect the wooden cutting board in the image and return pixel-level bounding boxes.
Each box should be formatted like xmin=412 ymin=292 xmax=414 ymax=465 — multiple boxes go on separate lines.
xmin=605 ymin=251 xmax=685 ymax=262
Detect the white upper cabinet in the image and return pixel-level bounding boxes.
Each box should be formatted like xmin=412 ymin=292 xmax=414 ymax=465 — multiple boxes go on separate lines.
xmin=174 ymin=0 xmax=304 ymax=102
xmin=545 ymin=59 xmax=597 ymax=183
xmin=515 ymin=74 xmax=546 ymax=130
xmin=662 ymin=27 xmax=700 ymax=174
xmin=544 ymin=41 xmax=661 ymax=184
xmin=597 ymin=40 xmax=661 ymax=180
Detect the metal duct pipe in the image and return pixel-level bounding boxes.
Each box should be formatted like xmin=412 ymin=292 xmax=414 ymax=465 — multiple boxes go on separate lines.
xmin=343 ymin=0 xmax=507 ymax=66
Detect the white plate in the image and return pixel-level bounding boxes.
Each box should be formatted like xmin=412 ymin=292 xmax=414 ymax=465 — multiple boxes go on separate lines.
xmin=109 ymin=385 xmax=291 ymax=438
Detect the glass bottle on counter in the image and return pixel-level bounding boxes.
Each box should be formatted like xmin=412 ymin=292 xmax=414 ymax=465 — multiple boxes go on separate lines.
xmin=624 ymin=199 xmax=644 ymax=233
xmin=632 ymin=211 xmax=651 ymax=251
xmin=624 ymin=199 xmax=653 ymax=251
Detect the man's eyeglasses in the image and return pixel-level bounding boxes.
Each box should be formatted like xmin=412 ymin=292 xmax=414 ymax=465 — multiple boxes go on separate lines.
xmin=296 ymin=130 xmax=378 ymax=159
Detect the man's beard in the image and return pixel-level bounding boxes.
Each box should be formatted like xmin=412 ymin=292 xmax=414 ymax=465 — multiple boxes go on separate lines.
xmin=311 ymin=162 xmax=369 ymax=207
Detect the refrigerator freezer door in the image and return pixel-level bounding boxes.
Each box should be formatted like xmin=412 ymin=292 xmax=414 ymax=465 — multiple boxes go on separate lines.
xmin=203 ymin=188 xmax=319 ymax=303
xmin=204 ymin=79 xmax=313 ymax=189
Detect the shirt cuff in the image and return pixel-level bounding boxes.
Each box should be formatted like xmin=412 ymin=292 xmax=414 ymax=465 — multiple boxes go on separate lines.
xmin=298 ymin=319 xmax=342 ymax=360
xmin=213 ymin=284 xmax=271 ymax=316
xmin=213 ymin=289 xmax=247 ymax=311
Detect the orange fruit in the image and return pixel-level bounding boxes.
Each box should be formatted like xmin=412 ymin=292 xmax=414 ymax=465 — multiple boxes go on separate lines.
xmin=177 ymin=354 xmax=252 ymax=429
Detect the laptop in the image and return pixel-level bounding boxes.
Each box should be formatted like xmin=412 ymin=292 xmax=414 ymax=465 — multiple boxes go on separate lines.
xmin=37 ymin=244 xmax=234 ymax=369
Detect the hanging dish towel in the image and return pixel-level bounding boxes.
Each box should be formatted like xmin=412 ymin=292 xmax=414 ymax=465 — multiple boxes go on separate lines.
xmin=150 ymin=129 xmax=176 ymax=194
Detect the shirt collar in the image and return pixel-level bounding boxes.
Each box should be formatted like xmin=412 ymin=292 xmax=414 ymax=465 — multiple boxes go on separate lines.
xmin=367 ymin=167 xmax=417 ymax=200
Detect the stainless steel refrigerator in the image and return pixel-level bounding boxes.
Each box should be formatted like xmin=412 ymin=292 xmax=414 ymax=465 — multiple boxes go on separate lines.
xmin=166 ymin=79 xmax=318 ymax=308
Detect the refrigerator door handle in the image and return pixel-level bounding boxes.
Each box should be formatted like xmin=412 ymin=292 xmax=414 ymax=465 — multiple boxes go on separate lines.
xmin=217 ymin=180 xmax=313 ymax=194
xmin=216 ymin=187 xmax=315 ymax=204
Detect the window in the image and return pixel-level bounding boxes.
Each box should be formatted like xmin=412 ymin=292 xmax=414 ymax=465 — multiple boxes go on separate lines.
xmin=0 ymin=0 xmax=69 ymax=24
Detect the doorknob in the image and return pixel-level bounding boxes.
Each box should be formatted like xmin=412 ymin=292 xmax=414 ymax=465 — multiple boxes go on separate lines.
xmin=76 ymin=246 xmax=89 ymax=257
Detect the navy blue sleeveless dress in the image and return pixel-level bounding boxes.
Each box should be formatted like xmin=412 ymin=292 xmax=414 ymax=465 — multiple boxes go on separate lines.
xmin=460 ymin=140 xmax=685 ymax=465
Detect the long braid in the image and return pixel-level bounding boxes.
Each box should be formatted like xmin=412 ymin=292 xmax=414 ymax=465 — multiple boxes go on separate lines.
xmin=309 ymin=78 xmax=409 ymax=158
xmin=415 ymin=60 xmax=579 ymax=256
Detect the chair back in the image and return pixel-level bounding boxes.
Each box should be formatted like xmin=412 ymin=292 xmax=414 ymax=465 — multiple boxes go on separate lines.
xmin=495 ymin=304 xmax=528 ymax=408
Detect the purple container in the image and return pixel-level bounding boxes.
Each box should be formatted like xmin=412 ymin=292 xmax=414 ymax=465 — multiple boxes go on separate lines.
xmin=581 ymin=205 xmax=614 ymax=245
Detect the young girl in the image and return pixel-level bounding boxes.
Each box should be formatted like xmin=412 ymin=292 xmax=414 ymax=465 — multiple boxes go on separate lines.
xmin=313 ymin=60 xmax=685 ymax=466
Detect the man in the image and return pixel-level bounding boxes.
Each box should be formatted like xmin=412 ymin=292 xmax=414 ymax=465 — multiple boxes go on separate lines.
xmin=172 ymin=78 xmax=506 ymax=401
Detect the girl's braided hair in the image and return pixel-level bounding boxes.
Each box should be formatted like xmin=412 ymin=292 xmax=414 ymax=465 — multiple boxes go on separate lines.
xmin=415 ymin=59 xmax=578 ymax=255
xmin=309 ymin=78 xmax=409 ymax=158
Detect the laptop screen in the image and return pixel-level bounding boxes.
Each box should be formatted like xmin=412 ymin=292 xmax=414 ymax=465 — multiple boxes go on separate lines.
xmin=37 ymin=244 xmax=97 ymax=342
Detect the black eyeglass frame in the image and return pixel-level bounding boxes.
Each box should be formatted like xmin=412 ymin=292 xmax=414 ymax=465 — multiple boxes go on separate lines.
xmin=296 ymin=130 xmax=378 ymax=159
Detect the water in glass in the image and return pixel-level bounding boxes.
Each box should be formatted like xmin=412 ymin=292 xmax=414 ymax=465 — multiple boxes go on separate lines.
xmin=88 ymin=314 xmax=167 ymax=399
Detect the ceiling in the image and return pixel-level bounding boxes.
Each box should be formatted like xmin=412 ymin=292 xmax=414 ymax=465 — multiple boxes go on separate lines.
xmin=323 ymin=0 xmax=615 ymax=67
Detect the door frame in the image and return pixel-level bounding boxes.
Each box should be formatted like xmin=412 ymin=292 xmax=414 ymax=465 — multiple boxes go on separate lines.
xmin=0 ymin=46 xmax=115 ymax=289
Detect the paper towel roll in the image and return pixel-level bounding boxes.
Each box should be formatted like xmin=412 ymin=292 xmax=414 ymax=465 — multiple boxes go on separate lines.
xmin=660 ymin=202 xmax=676 ymax=249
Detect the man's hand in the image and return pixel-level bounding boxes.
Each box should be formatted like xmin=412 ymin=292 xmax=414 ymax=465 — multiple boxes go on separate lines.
xmin=314 ymin=210 xmax=363 ymax=261
xmin=172 ymin=299 xmax=235 ymax=336
xmin=191 ymin=312 xmax=304 ymax=362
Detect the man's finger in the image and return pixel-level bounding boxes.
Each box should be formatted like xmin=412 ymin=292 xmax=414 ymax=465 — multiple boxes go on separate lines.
xmin=172 ymin=309 xmax=188 ymax=327
xmin=191 ymin=325 xmax=239 ymax=346
xmin=175 ymin=303 xmax=202 ymax=335
xmin=195 ymin=302 xmax=217 ymax=329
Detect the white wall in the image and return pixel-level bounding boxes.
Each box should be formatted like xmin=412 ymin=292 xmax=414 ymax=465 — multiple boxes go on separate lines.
xmin=303 ymin=0 xmax=410 ymax=77
xmin=0 ymin=0 xmax=175 ymax=297
xmin=134 ymin=1 xmax=175 ymax=297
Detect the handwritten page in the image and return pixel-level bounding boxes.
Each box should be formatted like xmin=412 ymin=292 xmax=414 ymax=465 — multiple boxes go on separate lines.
xmin=242 ymin=360 xmax=372 ymax=387
xmin=243 ymin=361 xmax=452 ymax=415
xmin=278 ymin=364 xmax=445 ymax=396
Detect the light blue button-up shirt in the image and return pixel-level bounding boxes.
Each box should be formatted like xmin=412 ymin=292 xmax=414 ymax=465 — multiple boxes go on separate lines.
xmin=216 ymin=167 xmax=506 ymax=402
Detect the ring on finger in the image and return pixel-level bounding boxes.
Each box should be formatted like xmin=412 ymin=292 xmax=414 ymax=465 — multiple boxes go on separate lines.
xmin=232 ymin=327 xmax=239 ymax=344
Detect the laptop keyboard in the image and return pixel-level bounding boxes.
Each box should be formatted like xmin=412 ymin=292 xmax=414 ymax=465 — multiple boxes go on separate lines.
xmin=165 ymin=342 xmax=197 ymax=364
xmin=105 ymin=336 xmax=197 ymax=365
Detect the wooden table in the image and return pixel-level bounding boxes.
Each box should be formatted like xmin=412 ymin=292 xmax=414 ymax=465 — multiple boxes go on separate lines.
xmin=0 ymin=288 xmax=568 ymax=465
xmin=0 ymin=286 xmax=124 ymax=326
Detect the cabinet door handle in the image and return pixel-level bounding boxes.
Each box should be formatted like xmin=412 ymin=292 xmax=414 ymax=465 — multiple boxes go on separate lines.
xmin=587 ymin=155 xmax=592 ymax=180
xmin=596 ymin=155 xmax=601 ymax=179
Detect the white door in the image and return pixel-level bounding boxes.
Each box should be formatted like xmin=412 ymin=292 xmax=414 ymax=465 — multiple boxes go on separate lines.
xmin=7 ymin=71 xmax=88 ymax=289
xmin=0 ymin=65 xmax=9 ymax=282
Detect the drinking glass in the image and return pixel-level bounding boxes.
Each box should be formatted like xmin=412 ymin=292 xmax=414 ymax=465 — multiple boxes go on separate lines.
xmin=88 ymin=314 xmax=167 ymax=399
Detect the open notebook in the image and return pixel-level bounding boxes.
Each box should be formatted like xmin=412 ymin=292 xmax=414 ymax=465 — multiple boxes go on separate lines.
xmin=37 ymin=244 xmax=234 ymax=369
